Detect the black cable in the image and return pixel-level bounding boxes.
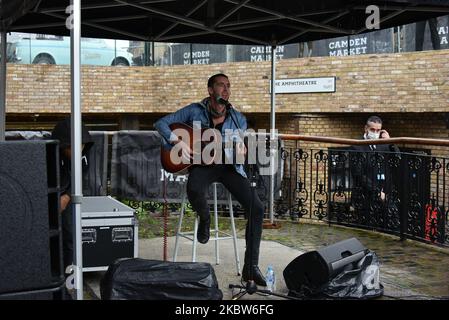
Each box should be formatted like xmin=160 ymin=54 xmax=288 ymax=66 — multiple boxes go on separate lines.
xmin=227 ymin=107 xmax=241 ymax=131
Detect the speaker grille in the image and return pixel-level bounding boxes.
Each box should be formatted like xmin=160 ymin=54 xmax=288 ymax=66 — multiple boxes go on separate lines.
xmin=0 ymin=141 xmax=62 ymax=294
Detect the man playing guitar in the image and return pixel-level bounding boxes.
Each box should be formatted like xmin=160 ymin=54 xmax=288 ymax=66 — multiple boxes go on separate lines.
xmin=154 ymin=73 xmax=267 ymax=286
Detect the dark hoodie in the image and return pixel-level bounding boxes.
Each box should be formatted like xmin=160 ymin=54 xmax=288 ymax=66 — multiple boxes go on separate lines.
xmin=51 ymin=117 xmax=94 ymax=195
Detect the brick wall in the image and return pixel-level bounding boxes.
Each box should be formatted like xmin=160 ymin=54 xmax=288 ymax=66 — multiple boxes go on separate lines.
xmin=275 ymin=112 xmax=449 ymax=156
xmin=5 ymin=49 xmax=449 ymax=114
xmin=5 ymin=49 xmax=449 ymax=155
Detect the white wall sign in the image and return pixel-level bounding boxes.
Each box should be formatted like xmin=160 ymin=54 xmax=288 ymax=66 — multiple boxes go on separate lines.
xmin=272 ymin=77 xmax=336 ymax=93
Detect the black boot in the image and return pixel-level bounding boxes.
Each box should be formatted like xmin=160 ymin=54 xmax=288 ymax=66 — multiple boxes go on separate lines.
xmin=241 ymin=264 xmax=267 ymax=287
xmin=197 ymin=216 xmax=210 ymax=244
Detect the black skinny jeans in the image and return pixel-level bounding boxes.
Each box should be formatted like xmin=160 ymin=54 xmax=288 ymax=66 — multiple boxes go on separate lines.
xmin=187 ymin=164 xmax=265 ymax=267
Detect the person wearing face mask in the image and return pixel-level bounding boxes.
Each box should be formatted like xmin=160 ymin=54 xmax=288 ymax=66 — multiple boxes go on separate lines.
xmin=349 ymin=116 xmax=400 ymax=226
xmin=358 ymin=115 xmax=399 ymax=152
xmin=154 ymin=73 xmax=267 ymax=287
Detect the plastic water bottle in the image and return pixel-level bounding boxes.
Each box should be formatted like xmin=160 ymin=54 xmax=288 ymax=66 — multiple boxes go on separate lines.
xmin=265 ymin=265 xmax=276 ymax=292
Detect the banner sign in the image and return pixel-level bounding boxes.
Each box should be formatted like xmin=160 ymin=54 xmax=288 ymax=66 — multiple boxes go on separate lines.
xmin=110 ymin=131 xmax=283 ymax=204
xmin=171 ymin=43 xmax=227 ymax=65
xmin=233 ymin=44 xmax=299 ymax=62
xmin=311 ymin=28 xmax=394 ymax=57
xmin=403 ymin=15 xmax=449 ymax=51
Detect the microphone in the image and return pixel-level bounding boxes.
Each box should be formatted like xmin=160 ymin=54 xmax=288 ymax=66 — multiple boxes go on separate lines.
xmin=217 ymin=95 xmax=241 ymax=130
xmin=216 ymin=96 xmax=232 ymax=110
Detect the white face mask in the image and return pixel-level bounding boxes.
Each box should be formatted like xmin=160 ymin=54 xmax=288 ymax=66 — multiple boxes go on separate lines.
xmin=366 ymin=131 xmax=380 ymax=140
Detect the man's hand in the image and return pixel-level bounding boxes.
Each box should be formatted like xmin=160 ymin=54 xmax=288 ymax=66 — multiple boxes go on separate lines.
xmin=235 ymin=141 xmax=247 ymax=164
xmin=379 ymin=130 xmax=390 ymax=139
xmin=236 ymin=141 xmax=247 ymax=156
xmin=380 ymin=191 xmax=386 ymax=201
xmin=60 ymin=194 xmax=71 ymax=213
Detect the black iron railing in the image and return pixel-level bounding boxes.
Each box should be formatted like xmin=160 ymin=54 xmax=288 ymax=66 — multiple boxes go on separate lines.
xmin=274 ymin=137 xmax=449 ymax=248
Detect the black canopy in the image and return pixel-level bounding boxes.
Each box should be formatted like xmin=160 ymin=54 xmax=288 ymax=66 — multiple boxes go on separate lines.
xmin=2 ymin=0 xmax=449 ymax=45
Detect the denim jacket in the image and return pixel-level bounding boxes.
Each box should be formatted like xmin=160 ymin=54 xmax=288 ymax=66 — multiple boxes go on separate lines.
xmin=154 ymin=98 xmax=248 ymax=178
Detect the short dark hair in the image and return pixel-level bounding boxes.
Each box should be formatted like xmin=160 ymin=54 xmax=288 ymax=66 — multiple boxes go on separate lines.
xmin=207 ymin=73 xmax=228 ymax=88
xmin=366 ymin=115 xmax=382 ymax=125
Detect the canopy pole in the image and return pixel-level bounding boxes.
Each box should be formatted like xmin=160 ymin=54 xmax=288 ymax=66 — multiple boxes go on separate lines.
xmin=0 ymin=32 xmax=6 ymax=141
xmin=70 ymin=0 xmax=84 ymax=300
xmin=269 ymin=45 xmax=276 ymax=224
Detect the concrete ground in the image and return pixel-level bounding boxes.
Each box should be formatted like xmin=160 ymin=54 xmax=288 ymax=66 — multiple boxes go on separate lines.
xmin=84 ymin=237 xmax=300 ymax=300
xmin=83 ymin=221 xmax=449 ymax=300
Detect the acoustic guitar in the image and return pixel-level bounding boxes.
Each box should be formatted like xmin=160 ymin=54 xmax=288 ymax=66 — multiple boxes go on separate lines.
xmin=160 ymin=122 xmax=221 ymax=175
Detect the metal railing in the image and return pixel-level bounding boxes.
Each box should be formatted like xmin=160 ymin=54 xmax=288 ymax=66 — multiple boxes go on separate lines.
xmin=275 ymin=134 xmax=449 ymax=248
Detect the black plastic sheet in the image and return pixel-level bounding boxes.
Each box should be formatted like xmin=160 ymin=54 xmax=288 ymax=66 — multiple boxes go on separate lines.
xmin=100 ymin=258 xmax=223 ymax=300
xmin=320 ymin=251 xmax=384 ymax=299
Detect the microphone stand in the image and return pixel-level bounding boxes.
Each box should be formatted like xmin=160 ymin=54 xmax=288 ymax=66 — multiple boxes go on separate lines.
xmin=227 ymin=138 xmax=296 ymax=300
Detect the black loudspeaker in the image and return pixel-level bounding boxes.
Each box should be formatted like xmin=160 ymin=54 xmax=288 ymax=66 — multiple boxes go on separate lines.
xmin=283 ymin=238 xmax=367 ymax=291
xmin=0 ymin=280 xmax=66 ymax=300
xmin=0 ymin=141 xmax=63 ymax=295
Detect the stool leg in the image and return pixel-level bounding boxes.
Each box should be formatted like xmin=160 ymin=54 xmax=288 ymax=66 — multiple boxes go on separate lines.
xmin=173 ymin=192 xmax=186 ymax=262
xmin=214 ymin=184 xmax=219 ymax=265
xmin=229 ymin=193 xmax=241 ymax=275
xmin=192 ymin=216 xmax=198 ymax=262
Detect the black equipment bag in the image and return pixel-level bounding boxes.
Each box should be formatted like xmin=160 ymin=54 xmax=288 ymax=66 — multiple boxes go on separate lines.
xmin=100 ymin=258 xmax=223 ymax=300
